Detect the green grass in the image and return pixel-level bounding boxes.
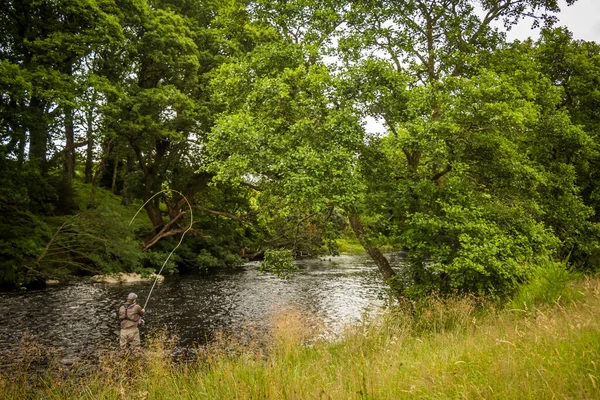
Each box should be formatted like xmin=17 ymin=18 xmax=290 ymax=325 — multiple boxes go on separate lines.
xmin=3 ymin=277 xmax=600 ymax=399
xmin=335 ymin=237 xmax=397 ymax=255
xmin=335 ymin=237 xmax=367 ymax=254
xmin=511 ymin=257 xmax=584 ymax=312
xmin=71 ymin=179 xmax=152 ymax=230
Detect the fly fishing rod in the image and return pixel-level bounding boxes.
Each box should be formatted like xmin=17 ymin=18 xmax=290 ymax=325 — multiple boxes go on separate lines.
xmin=129 ymin=189 xmax=193 ymax=310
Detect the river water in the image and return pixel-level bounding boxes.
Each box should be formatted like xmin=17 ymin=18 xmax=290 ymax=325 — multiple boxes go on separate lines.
xmin=0 ymin=254 xmax=403 ymax=364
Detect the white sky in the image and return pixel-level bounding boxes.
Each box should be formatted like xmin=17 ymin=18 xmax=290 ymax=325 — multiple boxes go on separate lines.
xmin=365 ymin=0 xmax=600 ymax=133
xmin=506 ymin=0 xmax=600 ymax=42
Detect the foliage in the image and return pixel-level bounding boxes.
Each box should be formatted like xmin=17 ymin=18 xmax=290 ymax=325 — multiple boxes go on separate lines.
xmin=333 ymin=1 xmax=599 ymax=297
xmin=140 ymin=250 xmax=178 ymax=275
xmin=0 ymin=0 xmax=599 ymax=299
xmin=39 ymin=210 xmax=143 ymax=277
xmin=260 ymin=249 xmax=299 ymax=278
xmin=0 ymin=0 xmax=261 ymax=285
xmin=534 ymin=27 xmax=600 ymax=269
xmin=511 ymin=257 xmax=583 ymax=311
xmin=0 ymin=205 xmax=51 ymax=287
xmin=335 ymin=237 xmax=366 ymax=255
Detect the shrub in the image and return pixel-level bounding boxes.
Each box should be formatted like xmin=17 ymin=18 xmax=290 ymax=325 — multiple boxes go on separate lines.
xmin=260 ymin=249 xmax=299 ymax=279
xmin=511 ymin=257 xmax=583 ymax=311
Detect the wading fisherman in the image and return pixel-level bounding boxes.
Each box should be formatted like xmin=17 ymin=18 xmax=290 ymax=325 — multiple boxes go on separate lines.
xmin=119 ymin=293 xmax=145 ymax=352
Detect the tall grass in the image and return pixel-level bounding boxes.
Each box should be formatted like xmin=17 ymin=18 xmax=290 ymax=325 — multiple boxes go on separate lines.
xmin=511 ymin=257 xmax=583 ymax=312
xmin=2 ymin=277 xmax=600 ymax=399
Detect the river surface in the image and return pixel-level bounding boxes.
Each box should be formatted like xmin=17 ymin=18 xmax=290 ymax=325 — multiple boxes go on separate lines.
xmin=0 ymin=254 xmax=403 ymax=364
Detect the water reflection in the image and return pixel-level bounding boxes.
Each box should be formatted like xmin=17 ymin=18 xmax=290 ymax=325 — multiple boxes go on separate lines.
xmin=0 ymin=255 xmax=397 ymax=363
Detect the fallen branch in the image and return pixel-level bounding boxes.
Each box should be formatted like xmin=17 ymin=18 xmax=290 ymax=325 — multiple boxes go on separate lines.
xmin=142 ymin=228 xmax=188 ymax=251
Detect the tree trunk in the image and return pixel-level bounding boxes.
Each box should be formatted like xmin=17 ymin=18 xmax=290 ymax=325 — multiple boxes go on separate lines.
xmin=111 ymin=157 xmax=118 ymax=193
xmin=140 ymin=170 xmax=163 ymax=230
xmin=84 ymin=106 xmax=94 ymax=183
xmin=90 ymin=140 xmax=112 ymax=207
xmin=64 ymin=106 xmax=75 ymax=184
xmin=28 ymin=97 xmax=48 ymax=171
xmin=348 ymin=212 xmax=411 ymax=309
xmin=17 ymin=103 xmax=27 ymax=165
xmin=17 ymin=126 xmax=27 ymax=165
xmin=348 ymin=212 xmax=396 ymax=281
xmin=120 ymin=156 xmax=134 ymax=206
xmin=144 ymin=196 xmax=165 ymax=231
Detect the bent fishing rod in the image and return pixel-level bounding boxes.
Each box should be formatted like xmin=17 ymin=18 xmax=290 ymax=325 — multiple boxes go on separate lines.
xmin=129 ymin=189 xmax=193 ymax=310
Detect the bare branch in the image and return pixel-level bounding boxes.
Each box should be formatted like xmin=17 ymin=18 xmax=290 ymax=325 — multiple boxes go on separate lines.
xmin=143 ymin=228 xmax=188 ymax=251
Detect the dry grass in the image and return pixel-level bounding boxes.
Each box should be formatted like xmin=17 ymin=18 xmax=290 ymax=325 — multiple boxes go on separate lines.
xmin=2 ymin=277 xmax=599 ymax=399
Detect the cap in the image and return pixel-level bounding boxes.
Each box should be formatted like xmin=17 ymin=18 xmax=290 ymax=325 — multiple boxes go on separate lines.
xmin=127 ymin=293 xmax=137 ymax=300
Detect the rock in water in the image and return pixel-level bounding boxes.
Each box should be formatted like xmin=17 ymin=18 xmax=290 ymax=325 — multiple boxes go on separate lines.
xmin=90 ymin=272 xmax=164 ymax=284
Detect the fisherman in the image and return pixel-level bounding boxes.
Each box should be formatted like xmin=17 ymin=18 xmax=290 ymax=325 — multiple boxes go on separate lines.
xmin=119 ymin=292 xmax=145 ymax=352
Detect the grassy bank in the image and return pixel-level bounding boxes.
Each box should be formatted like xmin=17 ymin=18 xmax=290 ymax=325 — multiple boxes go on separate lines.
xmin=2 ymin=277 xmax=599 ymax=399
xmin=335 ymin=237 xmax=397 ymax=255
xmin=335 ymin=237 xmax=367 ymax=255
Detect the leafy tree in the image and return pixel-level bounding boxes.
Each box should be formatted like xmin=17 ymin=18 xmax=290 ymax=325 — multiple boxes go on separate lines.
xmin=97 ymin=0 xmax=269 ymax=255
xmin=0 ymin=0 xmax=122 ymax=176
xmin=206 ymin=0 xmax=597 ymax=300
xmin=534 ymin=28 xmax=600 ymax=268
xmin=204 ymin=0 xmax=407 ymax=297
xmin=1 ymin=0 xmax=598 ymax=298
xmin=336 ymin=0 xmax=596 ymax=297
xmin=0 ymin=0 xmax=251 ymax=284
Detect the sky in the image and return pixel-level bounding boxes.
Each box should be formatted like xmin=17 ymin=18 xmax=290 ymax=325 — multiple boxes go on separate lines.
xmin=505 ymin=0 xmax=600 ymax=42
xmin=365 ymin=0 xmax=600 ymax=133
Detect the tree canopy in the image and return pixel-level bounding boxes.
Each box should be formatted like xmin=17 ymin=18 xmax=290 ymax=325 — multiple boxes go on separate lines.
xmin=1 ymin=0 xmax=598 ymax=300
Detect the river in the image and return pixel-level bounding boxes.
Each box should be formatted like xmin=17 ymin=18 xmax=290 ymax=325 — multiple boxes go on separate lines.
xmin=0 ymin=254 xmax=403 ymax=364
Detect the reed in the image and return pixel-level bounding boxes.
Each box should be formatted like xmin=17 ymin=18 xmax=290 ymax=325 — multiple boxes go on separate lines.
xmin=2 ymin=277 xmax=599 ymax=399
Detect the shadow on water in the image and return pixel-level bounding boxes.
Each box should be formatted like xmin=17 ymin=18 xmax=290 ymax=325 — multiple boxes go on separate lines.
xmin=0 ymin=254 xmax=404 ymax=364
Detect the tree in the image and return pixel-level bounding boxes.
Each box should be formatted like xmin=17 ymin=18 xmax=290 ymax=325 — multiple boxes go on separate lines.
xmin=335 ymin=0 xmax=596 ymax=296
xmin=206 ymin=0 xmax=596 ymax=300
xmin=100 ymin=0 xmax=264 ymax=251
xmin=0 ymin=0 xmax=122 ymax=171
xmin=534 ymin=28 xmax=600 ymax=268
xmin=205 ymin=0 xmax=410 ymax=299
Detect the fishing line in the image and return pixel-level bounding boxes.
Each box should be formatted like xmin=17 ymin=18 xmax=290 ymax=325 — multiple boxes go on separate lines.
xmin=129 ymin=189 xmax=193 ymax=310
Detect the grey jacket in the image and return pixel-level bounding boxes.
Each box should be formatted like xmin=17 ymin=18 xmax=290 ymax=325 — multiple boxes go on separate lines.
xmin=119 ymin=300 xmax=144 ymax=330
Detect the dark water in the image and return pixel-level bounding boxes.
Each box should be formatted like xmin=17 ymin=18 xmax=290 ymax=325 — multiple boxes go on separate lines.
xmin=0 ymin=254 xmax=402 ymax=364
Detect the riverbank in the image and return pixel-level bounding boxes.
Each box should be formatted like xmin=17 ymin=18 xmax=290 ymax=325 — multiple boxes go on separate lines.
xmin=2 ymin=273 xmax=598 ymax=399
xmin=335 ymin=237 xmax=397 ymax=255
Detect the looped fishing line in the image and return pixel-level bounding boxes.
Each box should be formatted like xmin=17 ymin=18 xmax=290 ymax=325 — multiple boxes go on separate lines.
xmin=129 ymin=189 xmax=193 ymax=310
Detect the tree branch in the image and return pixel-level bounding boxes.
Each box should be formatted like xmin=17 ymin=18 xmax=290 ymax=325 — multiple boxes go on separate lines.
xmin=195 ymin=207 xmax=243 ymax=222
xmin=143 ymin=228 xmax=187 ymax=251
xmin=431 ymin=164 xmax=453 ymax=185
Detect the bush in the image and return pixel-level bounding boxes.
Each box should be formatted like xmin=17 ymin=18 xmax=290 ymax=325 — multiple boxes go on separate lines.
xmin=260 ymin=249 xmax=299 ymax=279
xmin=39 ymin=208 xmax=145 ymax=278
xmin=511 ymin=257 xmax=583 ymax=311
xmin=0 ymin=205 xmax=51 ymax=286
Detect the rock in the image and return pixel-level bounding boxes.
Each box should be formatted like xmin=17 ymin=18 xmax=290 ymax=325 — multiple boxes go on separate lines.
xmin=90 ymin=272 xmax=164 ymax=284
xmin=60 ymin=356 xmax=79 ymax=366
xmin=46 ymin=280 xmax=60 ymax=285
